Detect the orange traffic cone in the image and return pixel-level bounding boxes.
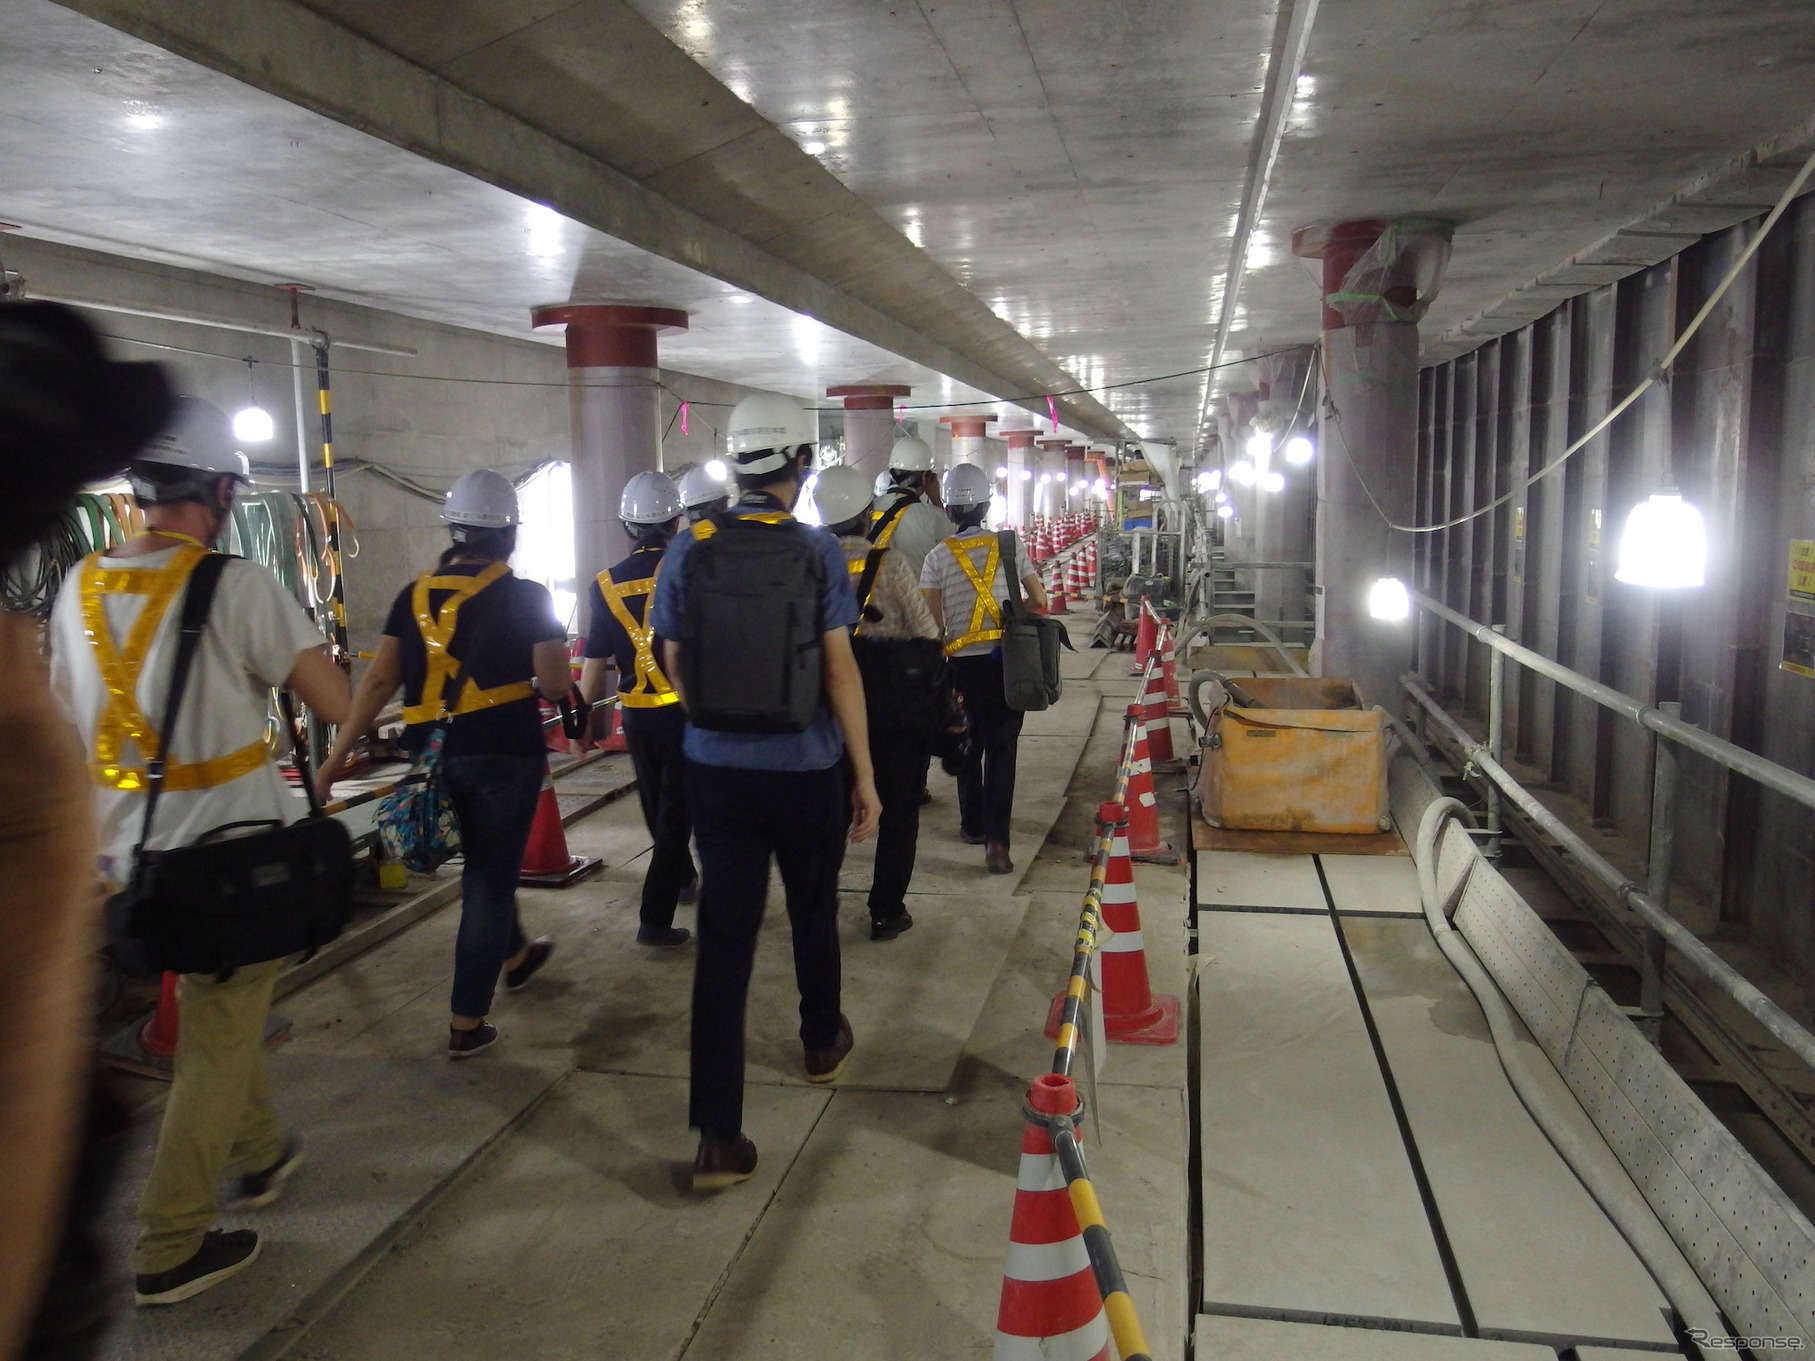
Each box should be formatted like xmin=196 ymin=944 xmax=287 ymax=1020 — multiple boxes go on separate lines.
xmin=141 ymin=971 xmax=180 ymax=1058
xmin=1139 ymin=661 xmax=1175 ymax=766
xmin=1092 ymin=801 xmax=1179 ymax=1042
xmin=994 ymin=1073 xmax=1111 ymax=1361
xmin=1128 ymin=598 xmax=1157 ymax=675
xmin=1121 ymin=702 xmax=1178 ymax=864
xmin=1047 ymin=560 xmax=1070 ymax=614
xmin=599 ymin=703 xmax=629 ymax=754
xmin=519 ymin=768 xmax=604 ymax=887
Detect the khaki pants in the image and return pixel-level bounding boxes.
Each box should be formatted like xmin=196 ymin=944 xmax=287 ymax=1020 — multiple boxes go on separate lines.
xmin=134 ymin=959 xmax=286 ymax=1274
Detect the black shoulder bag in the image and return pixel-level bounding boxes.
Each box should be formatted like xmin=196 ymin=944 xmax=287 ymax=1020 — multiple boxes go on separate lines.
xmin=848 ymin=544 xmax=949 ymax=735
xmin=997 ymin=530 xmax=1073 ymax=713
xmin=104 ymin=553 xmax=356 ymax=978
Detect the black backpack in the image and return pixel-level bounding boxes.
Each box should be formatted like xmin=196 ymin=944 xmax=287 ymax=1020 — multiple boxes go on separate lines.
xmin=848 ymin=544 xmax=949 ymax=735
xmin=680 ymin=511 xmax=828 ymax=733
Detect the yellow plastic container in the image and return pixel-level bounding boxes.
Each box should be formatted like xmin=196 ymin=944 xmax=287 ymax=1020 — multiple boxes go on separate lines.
xmin=1196 ymin=678 xmax=1391 ymax=835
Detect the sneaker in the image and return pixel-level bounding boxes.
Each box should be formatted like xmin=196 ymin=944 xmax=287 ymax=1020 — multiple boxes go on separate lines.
xmin=637 ymin=925 xmax=692 ymax=948
xmin=232 ymin=1139 xmax=303 ymax=1209
xmin=135 ymin=1230 xmax=260 ymax=1306
xmin=504 ymin=937 xmax=555 ymax=991
xmin=692 ymin=1132 xmax=759 ymax=1191
xmin=805 ymin=1014 xmax=855 ymax=1084
xmin=959 ymin=829 xmax=986 ymax=846
xmin=986 ymin=842 xmax=1015 ymax=875
xmin=870 ymin=912 xmax=914 ymax=942
xmin=448 ymin=1021 xmax=499 ymax=1059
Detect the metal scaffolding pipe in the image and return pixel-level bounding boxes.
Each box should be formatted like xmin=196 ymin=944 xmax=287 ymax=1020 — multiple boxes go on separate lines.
xmin=1403 ymin=674 xmax=1815 ymax=1074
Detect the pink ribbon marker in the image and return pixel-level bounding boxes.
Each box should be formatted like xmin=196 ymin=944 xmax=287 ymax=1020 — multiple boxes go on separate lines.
xmin=679 ymin=401 xmax=690 ymax=436
xmin=1047 ymin=394 xmax=1058 ymax=427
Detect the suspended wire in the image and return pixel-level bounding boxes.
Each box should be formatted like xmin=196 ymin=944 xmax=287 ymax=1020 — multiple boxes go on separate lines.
xmin=1336 ymin=142 xmax=1815 ymax=536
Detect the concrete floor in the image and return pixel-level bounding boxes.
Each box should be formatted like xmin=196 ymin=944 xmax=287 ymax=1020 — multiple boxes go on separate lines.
xmin=101 ymin=625 xmax=1194 ymax=1361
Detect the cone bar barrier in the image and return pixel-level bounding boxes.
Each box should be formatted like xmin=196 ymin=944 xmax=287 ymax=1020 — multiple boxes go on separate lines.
xmin=1137 ymin=653 xmax=1176 ymax=767
xmin=1128 ymin=597 xmax=1158 ymax=675
xmin=520 ymin=761 xmax=605 ymax=887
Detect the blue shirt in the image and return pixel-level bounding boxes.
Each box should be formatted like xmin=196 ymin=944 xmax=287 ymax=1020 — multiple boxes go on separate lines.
xmin=650 ymin=496 xmax=860 ymax=771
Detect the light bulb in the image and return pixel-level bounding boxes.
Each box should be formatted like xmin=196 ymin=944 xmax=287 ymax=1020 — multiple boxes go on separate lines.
xmin=1216 ymin=504 xmax=1235 ymax=519
xmin=232 ymin=406 xmax=274 ymax=443
xmin=1245 ymin=431 xmax=1272 ymax=462
xmin=1020 ymin=468 xmax=1033 ymax=481
xmin=1214 ymin=490 xmax=1229 ymax=505
xmin=1615 ymin=490 xmax=1706 ymax=588
xmin=1368 ymin=577 xmax=1412 ymax=621
xmin=995 ymin=465 xmax=1009 ymax=478
xmin=1284 ymin=435 xmax=1314 ymax=465
xmin=1206 ymin=468 xmax=1223 ymax=490
xmin=1230 ymin=460 xmax=1256 ymax=486
xmin=704 ymin=459 xmax=728 ymax=481
xmin=1261 ymin=471 xmax=1285 ymax=494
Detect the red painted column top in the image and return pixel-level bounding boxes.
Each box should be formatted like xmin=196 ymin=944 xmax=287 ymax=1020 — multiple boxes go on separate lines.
xmin=827 ymin=383 xmax=911 ymax=411
xmin=1290 ymin=219 xmax=1386 ymax=331
xmin=1000 ymin=429 xmax=1039 ymax=450
xmin=941 ymin=414 xmax=997 ymax=440
xmin=531 ymin=303 xmax=689 ymax=368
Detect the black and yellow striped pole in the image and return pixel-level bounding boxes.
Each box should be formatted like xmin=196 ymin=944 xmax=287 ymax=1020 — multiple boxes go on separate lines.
xmin=1053 ymin=1118 xmax=1154 ymax=1361
xmin=311 ymin=337 xmax=350 ymax=672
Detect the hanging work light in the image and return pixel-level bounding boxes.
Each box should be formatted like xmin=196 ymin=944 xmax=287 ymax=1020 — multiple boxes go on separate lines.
xmin=1615 ymin=486 xmax=1707 ymax=589
xmin=1245 ymin=430 xmax=1271 ymax=463
xmin=1230 ymin=460 xmax=1257 ymax=486
xmin=1368 ymin=577 xmax=1412 ymax=621
xmin=1261 ymin=471 xmax=1285 ymax=494
xmin=995 ymin=465 xmax=1009 ymax=478
xmin=1284 ymin=435 xmax=1314 ymax=465
xmin=233 ymin=356 xmax=274 ymax=443
xmin=1215 ymin=504 xmax=1235 ymax=519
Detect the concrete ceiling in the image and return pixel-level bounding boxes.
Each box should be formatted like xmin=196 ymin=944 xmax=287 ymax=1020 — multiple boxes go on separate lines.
xmin=10 ymin=0 xmax=1815 ymax=454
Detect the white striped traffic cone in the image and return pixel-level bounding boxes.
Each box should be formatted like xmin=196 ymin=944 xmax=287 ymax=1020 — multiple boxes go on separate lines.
xmin=1139 ymin=658 xmax=1175 ymax=766
xmin=1121 ymin=702 xmax=1178 ymax=865
xmin=1094 ymin=801 xmax=1179 ymax=1043
xmin=994 ymin=1074 xmax=1111 ymax=1360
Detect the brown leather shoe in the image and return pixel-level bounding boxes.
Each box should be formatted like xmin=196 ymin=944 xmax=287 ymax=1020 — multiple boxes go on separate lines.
xmin=985 ymin=841 xmax=1015 ymax=874
xmin=804 ymin=1014 xmax=855 ymax=1084
xmin=692 ymin=1132 xmax=758 ymax=1191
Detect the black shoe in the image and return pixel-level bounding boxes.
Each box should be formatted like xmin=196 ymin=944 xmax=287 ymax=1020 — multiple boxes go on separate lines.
xmin=677 ymin=877 xmax=699 ymax=905
xmin=504 ymin=937 xmax=555 ymax=990
xmin=870 ymin=912 xmax=914 ymax=942
xmin=960 ymin=829 xmax=986 ymax=846
xmin=986 ymin=841 xmax=1015 ymax=875
xmin=637 ymin=925 xmax=692 ymax=948
xmin=233 ymin=1139 xmax=303 ymax=1209
xmin=692 ymin=1132 xmax=759 ymax=1191
xmin=448 ymin=1021 xmax=499 ymax=1059
xmin=805 ymin=1014 xmax=855 ymax=1084
xmin=135 ymin=1230 xmax=261 ymax=1306
xmin=919 ymin=786 xmax=933 ymax=806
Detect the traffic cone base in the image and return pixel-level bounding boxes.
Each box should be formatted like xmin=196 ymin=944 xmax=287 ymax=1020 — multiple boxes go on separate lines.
xmin=520 ymin=774 xmax=604 ymax=887
xmin=599 ymin=705 xmax=629 ymax=753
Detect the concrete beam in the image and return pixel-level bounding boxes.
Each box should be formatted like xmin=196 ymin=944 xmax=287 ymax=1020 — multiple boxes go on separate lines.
xmin=52 ymin=0 xmax=1133 ymax=442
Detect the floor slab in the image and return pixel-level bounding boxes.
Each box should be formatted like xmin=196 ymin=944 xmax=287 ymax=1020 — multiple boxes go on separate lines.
xmin=1195 ymin=849 xmax=1329 ymax=910
xmin=1197 ymin=910 xmax=1459 ymax=1329
xmin=100 ymin=1053 xmax=564 ymax=1361
xmin=1338 ymin=916 xmax=1677 ymax=1349
xmin=286 ymin=1073 xmax=829 ymax=1361
xmin=1318 ymin=852 xmax=1426 ymax=917
xmin=1195 ymin=1314 xmax=1559 ymax=1360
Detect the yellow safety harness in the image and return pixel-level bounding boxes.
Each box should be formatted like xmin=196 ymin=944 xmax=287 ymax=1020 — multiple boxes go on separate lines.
xmin=400 ymin=560 xmax=536 ymax=725
xmin=690 ymin=507 xmax=793 ymax=541
xmin=942 ymin=532 xmax=1005 ymax=656
xmin=598 ymin=550 xmax=679 ymax=709
xmin=867 ymin=494 xmax=913 ymax=550
xmin=78 ymin=543 xmax=266 ymax=792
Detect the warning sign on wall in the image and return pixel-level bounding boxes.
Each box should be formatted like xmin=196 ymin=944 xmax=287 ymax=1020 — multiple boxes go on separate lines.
xmin=1790 ymin=540 xmax=1815 ymax=602
xmin=1783 ymin=607 xmax=1815 ymax=678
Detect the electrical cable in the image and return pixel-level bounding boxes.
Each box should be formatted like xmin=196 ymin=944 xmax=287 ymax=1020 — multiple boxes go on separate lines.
xmin=1332 ymin=144 xmax=1815 ymax=535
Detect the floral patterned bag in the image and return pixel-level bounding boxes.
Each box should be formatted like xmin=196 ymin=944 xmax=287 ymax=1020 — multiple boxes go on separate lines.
xmin=375 ymin=714 xmax=462 ymax=873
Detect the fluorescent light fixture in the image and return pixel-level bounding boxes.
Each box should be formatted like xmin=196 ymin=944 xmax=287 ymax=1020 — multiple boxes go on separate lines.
xmin=1615 ymin=488 xmax=1707 ymax=588
xmin=1368 ymin=577 xmax=1412 ymax=621
xmin=1229 ymin=460 xmax=1257 ymax=486
xmin=1284 ymin=435 xmax=1314 ymax=465
xmin=1215 ymin=504 xmax=1234 ymax=519
xmin=232 ymin=406 xmax=274 ymax=443
xmin=1261 ymin=471 xmax=1285 ymax=494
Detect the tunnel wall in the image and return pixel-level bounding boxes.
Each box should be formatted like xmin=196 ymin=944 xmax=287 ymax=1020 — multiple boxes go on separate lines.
xmin=1414 ymin=190 xmax=1815 ymax=983
xmin=2 ymin=233 xmax=777 ymax=648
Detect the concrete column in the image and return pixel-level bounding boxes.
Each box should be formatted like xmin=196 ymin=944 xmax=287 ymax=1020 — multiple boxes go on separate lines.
xmin=1036 ymin=438 xmax=1069 ymax=520
xmin=1292 ymin=218 xmax=1424 ymax=712
xmin=940 ymin=414 xmax=996 ymax=471
xmin=828 ymin=384 xmax=910 ymax=483
xmin=531 ymin=303 xmax=688 ymax=578
xmin=1001 ymin=427 xmax=1038 ymax=527
xmin=1254 ymin=348 xmax=1315 ymax=634
xmin=1064 ymin=444 xmax=1088 ymax=514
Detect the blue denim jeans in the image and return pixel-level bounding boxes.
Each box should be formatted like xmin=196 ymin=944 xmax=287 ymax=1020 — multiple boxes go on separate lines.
xmin=443 ymin=753 xmax=546 ymax=1019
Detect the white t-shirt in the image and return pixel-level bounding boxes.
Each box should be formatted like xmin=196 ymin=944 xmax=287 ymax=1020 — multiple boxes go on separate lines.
xmin=48 ymin=547 xmax=326 ymax=878
xmin=919 ymin=530 xmax=1036 ymax=657
xmin=870 ymin=491 xmax=956 ymax=582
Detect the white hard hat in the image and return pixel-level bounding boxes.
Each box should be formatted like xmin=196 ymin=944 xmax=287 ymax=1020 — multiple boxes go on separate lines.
xmin=443 ymin=468 xmax=519 ymax=528
xmin=136 ymin=396 xmax=249 ymax=480
xmin=620 ymin=470 xmax=683 ymax=524
xmin=888 ymin=436 xmax=934 ymax=473
xmin=811 ymin=464 xmax=875 ymax=529
xmin=873 ymin=470 xmax=893 ymax=496
xmin=677 ymin=461 xmax=728 ymax=509
xmin=942 ymin=461 xmax=994 ymax=510
xmin=727 ymin=393 xmax=815 ymax=475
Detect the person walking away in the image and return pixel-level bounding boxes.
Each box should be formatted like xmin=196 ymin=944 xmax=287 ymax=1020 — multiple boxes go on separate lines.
xmin=813 ymin=464 xmax=940 ymax=942
xmin=919 ymin=462 xmax=1047 ymax=875
xmin=578 ymin=470 xmax=694 ymax=948
xmin=651 ymin=393 xmax=881 ymax=1191
xmin=316 ymin=469 xmax=571 ymax=1059
xmin=47 ymin=397 xmax=352 ymax=1306
xmin=677 ymin=461 xmax=731 ymax=525
xmin=868 ymin=436 xmax=954 ymax=582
